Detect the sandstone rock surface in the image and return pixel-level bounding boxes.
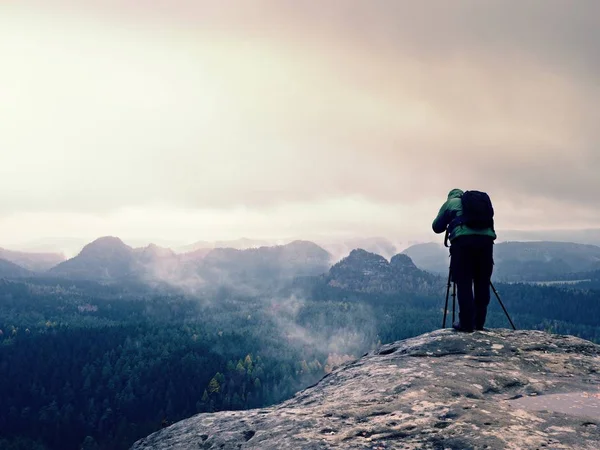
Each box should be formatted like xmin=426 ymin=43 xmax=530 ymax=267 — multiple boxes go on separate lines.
xmin=131 ymin=329 xmax=600 ymax=449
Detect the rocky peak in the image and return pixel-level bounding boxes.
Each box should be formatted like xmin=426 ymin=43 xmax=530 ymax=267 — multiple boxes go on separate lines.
xmin=330 ymin=249 xmax=390 ymax=273
xmin=348 ymin=248 xmax=388 ymax=262
xmin=131 ymin=329 xmax=600 ymax=449
xmin=327 ymin=249 xmax=439 ymax=294
xmin=327 ymin=249 xmax=391 ymax=292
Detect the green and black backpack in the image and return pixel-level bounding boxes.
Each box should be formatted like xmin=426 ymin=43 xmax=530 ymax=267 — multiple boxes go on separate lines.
xmin=453 ymin=190 xmax=495 ymax=231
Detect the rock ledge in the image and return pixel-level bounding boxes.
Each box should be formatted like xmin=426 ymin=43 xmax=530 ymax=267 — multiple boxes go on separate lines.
xmin=132 ymin=329 xmax=600 ymax=449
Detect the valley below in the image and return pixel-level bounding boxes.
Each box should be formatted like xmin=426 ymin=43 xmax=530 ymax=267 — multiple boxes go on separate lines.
xmin=1 ymin=237 xmax=600 ymax=449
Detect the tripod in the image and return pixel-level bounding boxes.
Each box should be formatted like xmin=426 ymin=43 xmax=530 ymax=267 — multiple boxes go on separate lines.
xmin=442 ymin=266 xmax=516 ymax=330
xmin=441 ymin=237 xmax=516 ymax=330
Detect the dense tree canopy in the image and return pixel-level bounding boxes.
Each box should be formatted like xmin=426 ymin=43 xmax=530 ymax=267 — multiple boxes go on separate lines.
xmin=1 ymin=274 xmax=599 ymax=450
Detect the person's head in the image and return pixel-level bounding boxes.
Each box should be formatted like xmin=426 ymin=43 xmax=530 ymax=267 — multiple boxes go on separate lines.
xmin=447 ymin=188 xmax=464 ymax=199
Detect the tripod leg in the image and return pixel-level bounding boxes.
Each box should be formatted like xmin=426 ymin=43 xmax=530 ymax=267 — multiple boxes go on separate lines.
xmin=443 ymin=268 xmax=451 ymax=328
xmin=490 ymin=282 xmax=516 ymax=330
xmin=452 ymin=281 xmax=456 ymax=324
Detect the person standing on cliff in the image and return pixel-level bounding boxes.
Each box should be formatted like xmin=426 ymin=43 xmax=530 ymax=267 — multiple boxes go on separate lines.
xmin=432 ymin=189 xmax=497 ymax=332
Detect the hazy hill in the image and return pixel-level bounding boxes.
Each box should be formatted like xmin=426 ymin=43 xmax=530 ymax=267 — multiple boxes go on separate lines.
xmin=48 ymin=237 xmax=198 ymax=286
xmin=500 ymin=228 xmax=600 ymax=246
xmin=48 ymin=236 xmax=139 ymax=281
xmin=401 ymin=242 xmax=450 ymax=275
xmin=199 ymin=240 xmax=331 ymax=286
xmin=0 ymin=258 xmax=34 ymax=279
xmin=134 ymin=243 xmax=177 ymax=262
xmin=493 ymin=241 xmax=600 ymax=281
xmin=179 ymin=247 xmax=213 ymax=262
xmin=176 ymin=238 xmax=273 ymax=254
xmin=44 ymin=237 xmax=332 ymax=288
xmin=403 ymin=240 xmax=600 ymax=282
xmin=0 ymin=247 xmax=65 ymax=272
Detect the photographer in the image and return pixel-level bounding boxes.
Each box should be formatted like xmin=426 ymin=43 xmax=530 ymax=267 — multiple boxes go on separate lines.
xmin=432 ymin=189 xmax=496 ymax=332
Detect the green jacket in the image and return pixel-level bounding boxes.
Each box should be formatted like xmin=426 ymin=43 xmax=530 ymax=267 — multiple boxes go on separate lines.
xmin=432 ymin=189 xmax=497 ymax=242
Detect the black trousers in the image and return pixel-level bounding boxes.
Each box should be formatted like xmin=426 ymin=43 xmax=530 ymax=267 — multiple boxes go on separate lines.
xmin=450 ymin=235 xmax=494 ymax=331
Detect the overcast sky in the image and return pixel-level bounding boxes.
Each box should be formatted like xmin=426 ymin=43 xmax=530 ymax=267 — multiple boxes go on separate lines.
xmin=1 ymin=0 xmax=599 ymax=251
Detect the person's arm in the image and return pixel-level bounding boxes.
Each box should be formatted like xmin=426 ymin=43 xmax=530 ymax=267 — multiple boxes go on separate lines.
xmin=432 ymin=201 xmax=451 ymax=234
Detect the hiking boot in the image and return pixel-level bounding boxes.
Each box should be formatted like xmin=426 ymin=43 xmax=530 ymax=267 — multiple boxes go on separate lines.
xmin=452 ymin=321 xmax=474 ymax=333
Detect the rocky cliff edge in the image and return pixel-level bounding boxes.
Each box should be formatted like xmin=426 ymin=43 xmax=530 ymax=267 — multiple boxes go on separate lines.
xmin=132 ymin=329 xmax=600 ymax=449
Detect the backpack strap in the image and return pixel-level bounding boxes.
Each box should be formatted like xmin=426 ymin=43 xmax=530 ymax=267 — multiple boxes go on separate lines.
xmin=448 ymin=215 xmax=464 ymax=233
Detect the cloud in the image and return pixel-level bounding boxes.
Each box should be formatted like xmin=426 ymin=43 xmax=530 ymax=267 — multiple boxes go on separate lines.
xmin=0 ymin=1 xmax=599 ymax=241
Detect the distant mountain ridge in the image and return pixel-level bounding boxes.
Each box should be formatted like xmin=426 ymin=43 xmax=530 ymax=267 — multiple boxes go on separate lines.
xmin=0 ymin=258 xmax=34 ymax=279
xmin=401 ymin=242 xmax=450 ymax=275
xmin=0 ymin=247 xmax=65 ymax=272
xmin=402 ymin=240 xmax=600 ymax=282
xmin=11 ymin=235 xmax=600 ymax=286
xmin=175 ymin=238 xmax=274 ymax=254
xmin=500 ymin=228 xmax=600 ymax=246
xmin=46 ymin=237 xmax=332 ymax=287
xmin=493 ymin=241 xmax=600 ymax=282
xmin=197 ymin=240 xmax=332 ymax=288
